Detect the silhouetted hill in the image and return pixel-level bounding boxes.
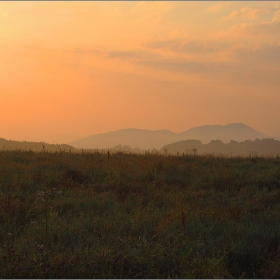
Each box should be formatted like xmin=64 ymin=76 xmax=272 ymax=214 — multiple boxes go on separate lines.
xmin=70 ymin=123 xmax=268 ymax=150
xmin=180 ymin=123 xmax=267 ymax=144
xmin=160 ymin=138 xmax=280 ymax=157
xmin=0 ymin=138 xmax=78 ymax=153
xmin=70 ymin=128 xmax=179 ymax=150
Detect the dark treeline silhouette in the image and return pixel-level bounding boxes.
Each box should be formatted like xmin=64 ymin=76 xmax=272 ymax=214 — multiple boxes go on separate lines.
xmin=160 ymin=138 xmax=280 ymax=157
xmin=0 ymin=138 xmax=78 ymax=153
xmin=109 ymin=144 xmax=142 ymax=153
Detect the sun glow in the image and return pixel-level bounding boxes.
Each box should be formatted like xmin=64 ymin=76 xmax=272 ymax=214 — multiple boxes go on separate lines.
xmin=1 ymin=1 xmax=280 ymax=142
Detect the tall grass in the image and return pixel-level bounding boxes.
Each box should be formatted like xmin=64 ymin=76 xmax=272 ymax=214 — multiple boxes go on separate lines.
xmin=0 ymin=149 xmax=280 ymax=278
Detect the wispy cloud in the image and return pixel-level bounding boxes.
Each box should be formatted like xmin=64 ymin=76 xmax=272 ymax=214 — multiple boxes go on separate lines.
xmin=205 ymin=3 xmax=224 ymax=13
xmin=273 ymin=9 xmax=280 ymax=21
xmin=106 ymin=50 xmax=141 ymax=60
xmin=227 ymin=9 xmax=280 ymax=37
xmin=139 ymin=58 xmax=232 ymax=75
xmin=233 ymin=42 xmax=280 ymax=66
xmin=223 ymin=7 xmax=270 ymax=20
xmin=144 ymin=38 xmax=231 ymax=55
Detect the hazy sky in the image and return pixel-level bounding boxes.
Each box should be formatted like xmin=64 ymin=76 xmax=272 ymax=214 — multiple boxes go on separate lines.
xmin=1 ymin=1 xmax=280 ymax=143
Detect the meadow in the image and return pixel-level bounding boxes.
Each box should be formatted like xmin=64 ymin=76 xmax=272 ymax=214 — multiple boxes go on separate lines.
xmin=1 ymin=149 xmax=280 ymax=278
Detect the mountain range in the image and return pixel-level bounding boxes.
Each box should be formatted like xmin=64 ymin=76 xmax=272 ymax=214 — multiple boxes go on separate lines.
xmin=69 ymin=123 xmax=268 ymax=150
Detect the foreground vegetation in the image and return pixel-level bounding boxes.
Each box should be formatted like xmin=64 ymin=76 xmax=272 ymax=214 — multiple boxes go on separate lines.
xmin=1 ymin=149 xmax=280 ymax=278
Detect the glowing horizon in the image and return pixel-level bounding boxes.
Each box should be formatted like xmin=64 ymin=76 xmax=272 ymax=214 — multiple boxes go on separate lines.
xmin=1 ymin=1 xmax=280 ymax=143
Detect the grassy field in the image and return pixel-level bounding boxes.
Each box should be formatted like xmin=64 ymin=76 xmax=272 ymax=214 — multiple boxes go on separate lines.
xmin=1 ymin=149 xmax=280 ymax=278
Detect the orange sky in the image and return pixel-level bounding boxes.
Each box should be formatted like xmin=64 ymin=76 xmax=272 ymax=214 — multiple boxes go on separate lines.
xmin=1 ymin=1 xmax=280 ymax=143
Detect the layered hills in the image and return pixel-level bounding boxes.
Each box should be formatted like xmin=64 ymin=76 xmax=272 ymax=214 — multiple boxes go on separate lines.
xmin=0 ymin=123 xmax=272 ymax=154
xmin=70 ymin=123 xmax=268 ymax=150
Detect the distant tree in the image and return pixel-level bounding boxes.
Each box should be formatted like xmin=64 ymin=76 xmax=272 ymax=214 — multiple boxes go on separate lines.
xmin=192 ymin=148 xmax=197 ymax=156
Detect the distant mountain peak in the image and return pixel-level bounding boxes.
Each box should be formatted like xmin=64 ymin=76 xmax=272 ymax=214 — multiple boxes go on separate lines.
xmin=225 ymin=123 xmax=255 ymax=128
